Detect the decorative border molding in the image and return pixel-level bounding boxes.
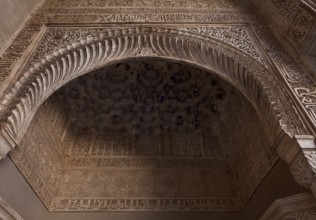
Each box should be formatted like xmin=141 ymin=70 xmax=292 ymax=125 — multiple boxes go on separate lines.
xmin=0 ymin=197 xmax=23 ymax=220
xmin=50 ymin=197 xmax=238 ymax=211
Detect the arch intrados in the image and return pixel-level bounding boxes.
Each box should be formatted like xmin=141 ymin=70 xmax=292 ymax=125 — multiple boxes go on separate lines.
xmin=0 ymin=27 xmax=298 ymax=157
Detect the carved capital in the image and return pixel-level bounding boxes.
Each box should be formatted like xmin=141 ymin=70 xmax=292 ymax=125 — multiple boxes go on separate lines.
xmin=277 ymin=135 xmax=315 ymax=185
xmin=278 ymin=135 xmax=316 ymax=193
xmin=291 ymin=136 xmax=316 ymax=189
xmin=290 ymin=149 xmax=316 ymax=188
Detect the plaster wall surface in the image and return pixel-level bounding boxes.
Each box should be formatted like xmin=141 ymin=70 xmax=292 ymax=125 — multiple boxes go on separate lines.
xmin=0 ymin=0 xmax=43 ymax=54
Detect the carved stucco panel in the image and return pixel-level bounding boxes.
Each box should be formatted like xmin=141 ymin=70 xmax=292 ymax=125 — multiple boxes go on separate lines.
xmin=290 ymin=151 xmax=316 ymax=188
xmin=178 ymin=26 xmax=264 ymax=63
xmin=9 ymin=146 xmax=55 ymax=206
xmin=26 ymin=25 xmax=265 ymax=71
xmin=0 ymin=7 xmax=258 ymax=82
xmin=41 ymin=0 xmax=246 ymax=10
xmin=286 ymin=6 xmax=316 ymax=51
xmin=250 ymin=0 xmax=316 ymax=57
xmin=251 ymin=23 xmax=316 ymax=135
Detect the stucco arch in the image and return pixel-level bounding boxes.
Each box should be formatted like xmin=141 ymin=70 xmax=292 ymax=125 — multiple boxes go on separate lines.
xmin=0 ymin=26 xmax=305 ymax=159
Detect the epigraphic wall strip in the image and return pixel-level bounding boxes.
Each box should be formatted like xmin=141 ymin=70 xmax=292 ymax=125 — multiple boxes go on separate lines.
xmin=50 ymin=197 xmax=238 ymax=211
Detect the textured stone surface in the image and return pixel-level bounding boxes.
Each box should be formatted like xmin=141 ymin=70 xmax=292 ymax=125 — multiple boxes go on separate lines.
xmin=249 ymin=0 xmax=316 ymax=80
xmin=0 ymin=0 xmax=43 ymax=54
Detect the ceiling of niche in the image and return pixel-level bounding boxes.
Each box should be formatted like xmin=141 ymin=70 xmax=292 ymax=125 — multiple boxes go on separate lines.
xmin=11 ymin=58 xmax=273 ymax=211
xmin=60 ymin=59 xmax=234 ymax=157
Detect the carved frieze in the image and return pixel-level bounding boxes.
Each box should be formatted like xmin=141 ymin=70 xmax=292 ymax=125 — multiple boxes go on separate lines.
xmin=41 ymin=0 xmax=248 ymax=10
xmin=179 ymin=26 xmax=264 ymax=63
xmin=49 ymin=197 xmax=238 ymax=211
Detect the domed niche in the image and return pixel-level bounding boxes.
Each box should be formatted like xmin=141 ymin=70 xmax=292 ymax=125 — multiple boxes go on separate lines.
xmin=11 ymin=58 xmax=275 ymax=211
